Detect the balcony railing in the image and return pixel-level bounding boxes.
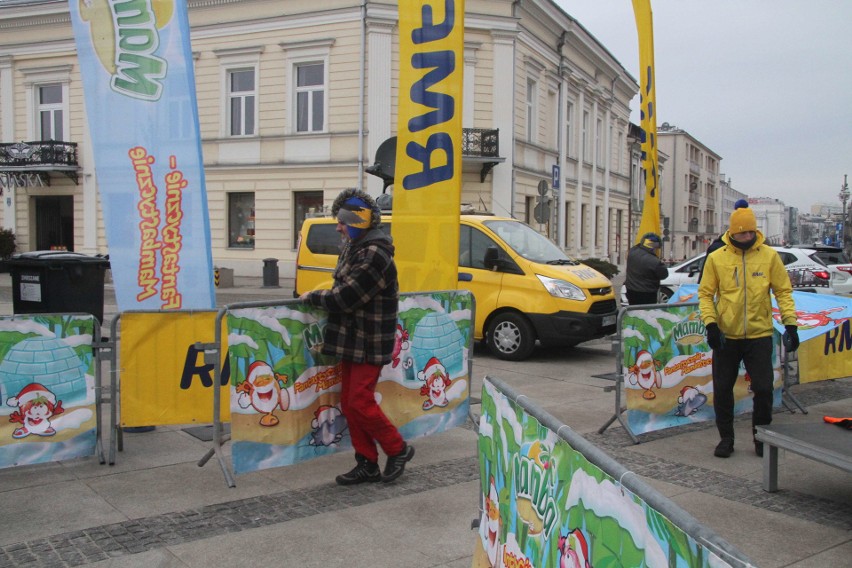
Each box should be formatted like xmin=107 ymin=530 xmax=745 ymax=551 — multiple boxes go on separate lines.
xmin=0 ymin=140 xmax=80 ymax=188
xmin=461 ymin=128 xmax=503 ymax=182
xmin=462 ymin=128 xmax=499 ymax=157
xmin=688 ymin=219 xmax=699 ymax=232
xmin=706 ymin=224 xmax=716 ymax=234
xmin=0 ymin=141 xmax=78 ymax=168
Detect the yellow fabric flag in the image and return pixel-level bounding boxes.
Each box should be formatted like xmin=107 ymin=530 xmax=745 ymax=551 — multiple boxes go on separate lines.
xmin=632 ymin=0 xmax=661 ymax=244
xmin=393 ymin=0 xmax=465 ymax=292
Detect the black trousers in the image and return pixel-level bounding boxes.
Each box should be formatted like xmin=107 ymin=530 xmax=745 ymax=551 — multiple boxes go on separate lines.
xmin=712 ymin=335 xmax=774 ymax=440
xmin=626 ymin=289 xmax=658 ymax=305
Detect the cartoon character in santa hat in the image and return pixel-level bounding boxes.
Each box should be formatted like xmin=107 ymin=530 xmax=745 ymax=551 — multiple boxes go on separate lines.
xmin=480 ymin=475 xmax=501 ymax=567
xmin=674 ymin=385 xmax=708 ymax=416
xmin=558 ymin=528 xmax=591 ymax=568
xmin=626 ymin=349 xmax=663 ymax=400
xmin=418 ymin=356 xmax=451 ymax=410
xmin=391 ymin=324 xmax=413 ymax=369
xmin=236 ymin=361 xmax=290 ymax=426
xmin=7 ymin=383 xmax=65 ymax=439
xmin=309 ymin=404 xmax=348 ymax=447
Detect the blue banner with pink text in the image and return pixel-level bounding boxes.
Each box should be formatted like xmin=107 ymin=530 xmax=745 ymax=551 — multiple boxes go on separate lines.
xmin=69 ymin=0 xmax=215 ymax=311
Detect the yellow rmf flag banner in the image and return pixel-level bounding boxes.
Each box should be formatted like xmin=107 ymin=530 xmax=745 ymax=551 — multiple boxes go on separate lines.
xmin=632 ymin=0 xmax=661 ymax=244
xmin=393 ymin=0 xmax=464 ymax=292
xmin=120 ymin=312 xmax=230 ymax=426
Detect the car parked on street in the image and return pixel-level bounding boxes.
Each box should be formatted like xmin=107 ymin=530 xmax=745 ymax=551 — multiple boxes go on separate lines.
xmin=621 ymin=245 xmax=837 ymax=304
xmin=786 ymin=244 xmax=852 ymax=296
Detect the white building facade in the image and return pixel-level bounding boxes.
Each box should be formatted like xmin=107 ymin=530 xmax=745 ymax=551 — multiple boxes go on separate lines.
xmin=0 ymin=0 xmax=639 ymax=277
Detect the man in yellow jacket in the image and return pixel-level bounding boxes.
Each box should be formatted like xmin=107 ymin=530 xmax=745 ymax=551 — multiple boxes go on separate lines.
xmin=698 ymin=204 xmax=799 ymax=458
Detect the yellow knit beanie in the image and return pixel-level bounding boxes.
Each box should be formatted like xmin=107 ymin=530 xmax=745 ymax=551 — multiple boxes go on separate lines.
xmin=729 ymin=205 xmax=756 ymax=234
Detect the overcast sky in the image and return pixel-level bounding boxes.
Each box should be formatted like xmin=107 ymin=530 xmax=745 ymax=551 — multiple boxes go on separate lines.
xmin=554 ymin=0 xmax=852 ymax=213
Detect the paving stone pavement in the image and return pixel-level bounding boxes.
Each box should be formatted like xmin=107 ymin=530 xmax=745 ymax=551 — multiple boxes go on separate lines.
xmin=2 ymin=378 xmax=850 ymax=567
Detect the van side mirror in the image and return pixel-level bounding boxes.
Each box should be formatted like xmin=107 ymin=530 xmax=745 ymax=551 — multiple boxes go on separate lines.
xmin=484 ymin=246 xmax=501 ymax=270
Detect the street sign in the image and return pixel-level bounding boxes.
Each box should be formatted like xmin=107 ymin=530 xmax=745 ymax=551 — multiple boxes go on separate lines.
xmin=552 ymin=165 xmax=560 ymax=189
xmin=534 ymin=201 xmax=550 ymax=224
xmin=537 ymin=179 xmax=548 ymax=196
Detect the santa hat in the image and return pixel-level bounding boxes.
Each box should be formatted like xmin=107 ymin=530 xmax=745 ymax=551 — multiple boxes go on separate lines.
xmin=418 ymin=357 xmax=447 ymax=381
xmin=572 ymin=530 xmax=590 ymax=567
xmin=8 ymin=383 xmax=55 ymax=407
xmin=247 ymin=361 xmax=274 ymax=383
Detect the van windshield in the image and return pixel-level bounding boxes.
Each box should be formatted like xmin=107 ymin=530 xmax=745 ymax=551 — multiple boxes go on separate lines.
xmin=483 ymin=220 xmax=579 ymax=264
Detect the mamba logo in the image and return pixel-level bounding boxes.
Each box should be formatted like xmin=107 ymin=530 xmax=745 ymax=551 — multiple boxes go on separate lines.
xmin=80 ymin=0 xmax=173 ymax=101
xmin=512 ymin=441 xmax=558 ymax=538
xmin=673 ymin=312 xmax=706 ymax=346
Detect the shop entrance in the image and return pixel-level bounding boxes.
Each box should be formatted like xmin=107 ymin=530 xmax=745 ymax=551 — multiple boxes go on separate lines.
xmin=34 ymin=195 xmax=74 ymax=251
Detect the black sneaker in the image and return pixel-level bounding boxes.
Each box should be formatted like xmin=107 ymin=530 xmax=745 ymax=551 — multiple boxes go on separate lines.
xmin=336 ymin=454 xmax=381 ymax=486
xmin=754 ymin=441 xmax=764 ymax=457
xmin=383 ymin=444 xmax=415 ymax=482
xmin=714 ymin=438 xmax=734 ymax=458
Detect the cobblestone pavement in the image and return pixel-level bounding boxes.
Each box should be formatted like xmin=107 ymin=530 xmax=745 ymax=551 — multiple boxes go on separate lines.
xmin=2 ymin=380 xmax=850 ymax=568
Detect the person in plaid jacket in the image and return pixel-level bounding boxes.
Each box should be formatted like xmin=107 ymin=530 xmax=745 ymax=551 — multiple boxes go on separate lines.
xmin=300 ymin=188 xmax=414 ymax=485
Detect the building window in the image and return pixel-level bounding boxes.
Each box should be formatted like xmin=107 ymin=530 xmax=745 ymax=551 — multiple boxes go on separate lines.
xmin=228 ymin=69 xmax=256 ymax=136
xmin=581 ymin=203 xmax=588 ymax=248
xmin=565 ymin=101 xmax=574 ymax=157
xmin=38 ymin=84 xmax=64 ymax=140
xmin=228 ymin=193 xmax=255 ymax=248
xmin=296 ymin=63 xmax=325 ymax=132
xmin=525 ymin=195 xmax=537 ymax=225
xmin=293 ymin=191 xmax=324 ymax=247
xmin=526 ymin=79 xmax=537 ymax=142
xmin=595 ymin=118 xmax=603 ymax=164
xmin=582 ymin=111 xmax=590 ymax=160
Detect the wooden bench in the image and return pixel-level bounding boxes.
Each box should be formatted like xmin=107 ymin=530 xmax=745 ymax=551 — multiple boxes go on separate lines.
xmin=755 ymin=422 xmax=852 ymax=492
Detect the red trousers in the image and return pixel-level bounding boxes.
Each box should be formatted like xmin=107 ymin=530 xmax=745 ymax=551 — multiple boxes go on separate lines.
xmin=340 ymin=360 xmax=405 ymax=462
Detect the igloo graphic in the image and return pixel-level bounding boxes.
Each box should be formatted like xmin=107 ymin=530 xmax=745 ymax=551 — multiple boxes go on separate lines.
xmin=408 ymin=311 xmax=466 ymax=379
xmin=0 ymin=337 xmax=90 ymax=411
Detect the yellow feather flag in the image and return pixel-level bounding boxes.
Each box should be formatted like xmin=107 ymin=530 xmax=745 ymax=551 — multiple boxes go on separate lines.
xmin=632 ymin=0 xmax=661 ymax=244
xmin=393 ymin=0 xmax=465 ymax=292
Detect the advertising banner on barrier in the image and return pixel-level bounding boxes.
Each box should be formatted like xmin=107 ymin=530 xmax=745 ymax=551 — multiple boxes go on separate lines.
xmin=672 ymin=284 xmax=852 ymax=384
xmin=622 ymin=303 xmax=782 ymax=435
xmin=393 ymin=0 xmax=464 ymax=292
xmin=69 ymin=0 xmax=216 ymax=311
xmin=120 ymin=312 xmax=229 ymax=426
xmin=475 ymin=378 xmax=731 ymax=567
xmin=227 ymin=291 xmax=472 ymax=474
xmin=0 ymin=315 xmax=97 ymax=469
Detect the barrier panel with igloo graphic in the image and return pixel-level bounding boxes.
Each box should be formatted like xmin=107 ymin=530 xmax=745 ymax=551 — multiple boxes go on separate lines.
xmin=0 ymin=314 xmax=102 ymax=469
xmin=226 ymin=290 xmax=474 ymax=475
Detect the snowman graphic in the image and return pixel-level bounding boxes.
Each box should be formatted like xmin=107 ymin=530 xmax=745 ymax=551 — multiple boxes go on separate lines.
xmin=236 ymin=361 xmax=290 ymax=426
xmin=7 ymin=383 xmax=65 ymax=439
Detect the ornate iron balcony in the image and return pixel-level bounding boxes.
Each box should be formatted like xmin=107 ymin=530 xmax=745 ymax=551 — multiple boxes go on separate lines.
xmin=0 ymin=141 xmax=78 ymax=167
xmin=0 ymin=141 xmax=80 ymax=188
xmin=462 ymin=128 xmax=502 ymax=182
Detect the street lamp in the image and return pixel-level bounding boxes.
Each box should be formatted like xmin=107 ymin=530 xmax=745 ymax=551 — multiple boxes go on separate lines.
xmin=840 ymin=174 xmax=850 ymax=254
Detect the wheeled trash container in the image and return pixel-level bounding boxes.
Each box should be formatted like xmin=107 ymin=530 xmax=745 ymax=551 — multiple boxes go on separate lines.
xmin=7 ymin=251 xmax=110 ymax=323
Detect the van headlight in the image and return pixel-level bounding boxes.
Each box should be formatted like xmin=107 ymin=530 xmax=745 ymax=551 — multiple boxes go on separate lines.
xmin=536 ymin=274 xmax=586 ymax=301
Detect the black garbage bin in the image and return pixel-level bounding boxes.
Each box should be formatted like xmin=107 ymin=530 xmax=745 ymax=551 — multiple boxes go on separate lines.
xmin=7 ymin=251 xmax=110 ymax=323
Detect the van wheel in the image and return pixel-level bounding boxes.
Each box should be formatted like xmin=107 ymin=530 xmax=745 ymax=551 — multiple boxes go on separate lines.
xmin=487 ymin=313 xmax=535 ymax=361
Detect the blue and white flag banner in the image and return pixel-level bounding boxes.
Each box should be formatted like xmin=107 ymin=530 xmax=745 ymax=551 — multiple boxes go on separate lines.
xmin=69 ymin=0 xmax=215 ymax=310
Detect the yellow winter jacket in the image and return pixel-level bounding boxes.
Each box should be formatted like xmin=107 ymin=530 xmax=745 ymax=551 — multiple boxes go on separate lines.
xmin=698 ymin=231 xmax=797 ymax=339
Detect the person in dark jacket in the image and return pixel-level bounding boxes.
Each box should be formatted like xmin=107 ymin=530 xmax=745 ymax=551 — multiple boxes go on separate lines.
xmin=300 ymin=189 xmax=413 ymax=485
xmin=625 ymin=232 xmax=669 ymax=305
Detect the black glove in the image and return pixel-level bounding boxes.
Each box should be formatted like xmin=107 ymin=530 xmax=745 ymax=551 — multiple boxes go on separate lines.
xmin=783 ymin=325 xmax=800 ymax=352
xmin=705 ymin=323 xmax=724 ymax=350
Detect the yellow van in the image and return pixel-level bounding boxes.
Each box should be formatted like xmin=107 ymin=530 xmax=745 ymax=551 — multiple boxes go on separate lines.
xmin=295 ymin=213 xmax=617 ymax=360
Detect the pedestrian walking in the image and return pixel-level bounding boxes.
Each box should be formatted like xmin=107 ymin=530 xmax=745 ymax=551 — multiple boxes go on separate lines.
xmin=300 ymin=188 xmax=414 ymax=484
xmin=698 ymin=203 xmax=799 ymax=458
xmin=625 ymin=232 xmax=669 ymax=305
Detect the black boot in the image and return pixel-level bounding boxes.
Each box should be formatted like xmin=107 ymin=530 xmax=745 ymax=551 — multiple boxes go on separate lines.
xmin=336 ymin=453 xmax=381 ymax=486
xmin=383 ymin=443 xmax=415 ymax=483
xmin=714 ymin=437 xmax=734 ymax=458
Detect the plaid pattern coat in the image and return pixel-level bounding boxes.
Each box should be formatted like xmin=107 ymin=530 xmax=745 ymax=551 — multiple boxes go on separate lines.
xmin=304 ymin=229 xmax=398 ymax=365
